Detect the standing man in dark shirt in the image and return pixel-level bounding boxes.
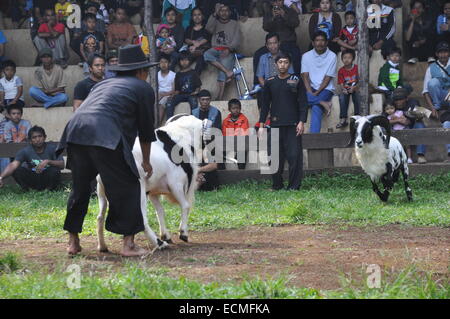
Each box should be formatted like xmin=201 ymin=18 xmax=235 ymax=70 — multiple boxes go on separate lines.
xmin=73 ymin=54 xmax=105 ymax=111
xmin=57 ymin=45 xmax=160 ymax=257
xmin=258 ymin=52 xmax=308 ymax=191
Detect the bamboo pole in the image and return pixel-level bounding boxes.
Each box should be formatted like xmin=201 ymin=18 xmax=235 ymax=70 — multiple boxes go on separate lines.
xmin=357 ymin=0 xmax=370 ymax=115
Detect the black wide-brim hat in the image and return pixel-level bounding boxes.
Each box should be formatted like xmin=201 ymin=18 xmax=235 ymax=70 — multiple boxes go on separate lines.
xmin=108 ymin=44 xmax=159 ymax=71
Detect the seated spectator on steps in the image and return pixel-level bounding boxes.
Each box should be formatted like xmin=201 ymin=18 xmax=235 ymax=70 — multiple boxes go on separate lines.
xmin=336 ymin=10 xmax=358 ymax=52
xmin=73 ymin=54 xmax=105 ymax=111
xmin=256 ymin=32 xmax=294 ymax=110
xmin=157 ymin=54 xmax=176 ymax=124
xmin=0 ymin=126 xmax=64 ymax=191
xmin=162 ymin=0 xmax=197 ymax=30
xmin=2 ymin=104 xmax=31 ymax=143
xmin=156 ymin=24 xmax=178 ymax=65
xmin=29 ymin=48 xmax=69 ymax=109
xmin=0 ymin=104 xmax=9 ymax=172
xmin=163 ymin=7 xmax=186 ymax=70
xmin=368 ymin=0 xmax=396 ymax=59
xmin=308 ymin=0 xmax=342 ymax=54
xmin=184 ymin=7 xmax=211 ymax=75
xmin=204 ymin=3 xmax=240 ymax=100
xmin=79 ymin=14 xmax=105 ymax=77
xmin=192 ymin=89 xmax=222 ymax=130
xmin=336 ymin=49 xmax=360 ymax=129
xmin=0 ymin=60 xmax=25 ymax=109
xmin=436 ymin=1 xmax=450 ymax=43
xmin=199 ymin=0 xmax=252 ymax=21
xmin=165 ymin=51 xmax=202 ymax=119
xmin=253 ymin=0 xmax=301 ymax=88
xmin=106 ymin=7 xmax=137 ymax=51
xmin=423 ymin=41 xmax=450 ymax=123
xmin=301 ymin=31 xmax=337 ymax=133
xmin=404 ymin=0 xmax=436 ymax=64
xmin=10 ymin=0 xmax=32 ymax=29
xmin=222 ymin=99 xmax=249 ymax=170
xmin=392 ymin=87 xmax=428 ymax=164
xmin=105 ymin=49 xmax=118 ymax=79
xmin=33 ymin=9 xmax=69 ymax=68
xmin=70 ymin=2 xmax=107 ymax=61
xmin=377 ymin=47 xmax=408 ymax=100
xmin=0 ymin=29 xmax=7 ymax=63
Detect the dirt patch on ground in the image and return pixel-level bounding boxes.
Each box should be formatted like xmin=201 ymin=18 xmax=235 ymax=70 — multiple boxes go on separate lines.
xmin=1 ymin=224 xmax=449 ymax=290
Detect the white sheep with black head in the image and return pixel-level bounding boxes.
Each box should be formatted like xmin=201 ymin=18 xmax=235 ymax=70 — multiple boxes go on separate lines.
xmin=96 ymin=114 xmax=212 ymax=252
xmin=348 ymin=115 xmax=413 ymax=202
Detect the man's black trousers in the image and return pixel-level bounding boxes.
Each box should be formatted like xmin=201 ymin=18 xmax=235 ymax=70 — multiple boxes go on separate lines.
xmin=13 ymin=166 xmax=61 ymax=191
xmin=64 ymin=143 xmax=145 ymax=236
xmin=269 ymin=126 xmax=303 ymax=190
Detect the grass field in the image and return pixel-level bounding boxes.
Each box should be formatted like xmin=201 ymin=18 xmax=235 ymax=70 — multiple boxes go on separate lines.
xmin=0 ymin=173 xmax=449 ymax=298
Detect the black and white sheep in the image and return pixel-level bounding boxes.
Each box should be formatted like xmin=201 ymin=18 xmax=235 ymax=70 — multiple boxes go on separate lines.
xmin=96 ymin=114 xmax=212 ymax=251
xmin=348 ymin=115 xmax=413 ymax=202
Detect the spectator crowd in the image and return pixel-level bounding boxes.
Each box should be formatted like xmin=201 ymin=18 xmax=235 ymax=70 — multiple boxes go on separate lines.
xmin=0 ymin=0 xmax=450 ymax=192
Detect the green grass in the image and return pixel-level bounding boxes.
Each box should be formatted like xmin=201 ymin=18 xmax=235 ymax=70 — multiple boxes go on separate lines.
xmin=0 ymin=173 xmax=449 ymax=240
xmin=0 ymin=260 xmax=447 ymax=299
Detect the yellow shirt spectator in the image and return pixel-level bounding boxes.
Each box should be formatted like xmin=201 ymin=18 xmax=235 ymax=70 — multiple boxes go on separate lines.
xmin=55 ymin=2 xmax=73 ymax=22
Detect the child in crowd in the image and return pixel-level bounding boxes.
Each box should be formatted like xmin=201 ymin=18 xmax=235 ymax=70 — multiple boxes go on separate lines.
xmin=91 ymin=0 xmax=110 ymax=24
xmin=222 ymin=99 xmax=249 ymax=170
xmin=80 ymin=14 xmax=105 ymax=77
xmin=0 ymin=60 xmax=25 ymax=108
xmin=156 ymin=24 xmax=177 ymax=53
xmin=106 ymin=7 xmax=137 ymax=50
xmin=3 ymin=105 xmax=31 ymax=143
xmin=105 ymin=49 xmax=118 ymax=79
xmin=165 ymin=52 xmax=202 ymax=119
xmin=337 ymin=10 xmax=358 ymax=51
xmin=135 ymin=22 xmax=150 ymax=56
xmin=336 ymin=49 xmax=360 ymax=128
xmin=377 ymin=47 xmax=405 ymax=99
xmin=384 ymin=101 xmax=413 ymax=163
xmin=55 ymin=0 xmax=73 ymax=24
xmin=437 ymin=1 xmax=450 ymax=43
xmin=157 ymin=54 xmax=176 ymax=124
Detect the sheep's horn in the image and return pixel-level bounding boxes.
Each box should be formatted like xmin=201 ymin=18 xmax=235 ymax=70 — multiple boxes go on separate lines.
xmin=368 ymin=115 xmax=391 ymax=148
xmin=346 ymin=116 xmax=358 ymax=147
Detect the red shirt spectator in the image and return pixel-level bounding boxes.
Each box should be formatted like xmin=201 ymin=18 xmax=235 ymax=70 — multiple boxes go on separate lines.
xmin=222 ymin=113 xmax=249 ymax=136
xmin=38 ymin=22 xmax=65 ymax=34
xmin=338 ymin=64 xmax=359 ymax=90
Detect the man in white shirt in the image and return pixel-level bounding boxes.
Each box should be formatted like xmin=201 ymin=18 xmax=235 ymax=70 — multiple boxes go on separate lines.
xmin=422 ymin=42 xmax=450 ymax=119
xmin=157 ymin=54 xmax=176 ymax=124
xmin=301 ymin=30 xmax=337 ymax=133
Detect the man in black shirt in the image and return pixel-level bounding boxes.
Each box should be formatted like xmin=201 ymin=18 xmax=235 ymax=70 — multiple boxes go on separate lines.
xmin=57 ymin=45 xmax=159 ymax=257
xmin=73 ymin=53 xmax=105 ymax=111
xmin=0 ymin=126 xmax=64 ymax=191
xmin=258 ymin=52 xmax=307 ymax=191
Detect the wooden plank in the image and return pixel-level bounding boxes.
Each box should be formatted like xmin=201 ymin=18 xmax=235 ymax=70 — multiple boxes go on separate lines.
xmin=1 ymin=128 xmax=449 ymax=157
xmin=307 ymin=149 xmax=334 ymax=169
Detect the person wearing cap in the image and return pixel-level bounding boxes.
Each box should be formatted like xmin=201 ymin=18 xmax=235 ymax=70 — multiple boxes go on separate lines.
xmin=57 ymin=45 xmax=159 ymax=257
xmin=423 ymin=41 xmax=450 ymax=119
xmin=29 ymin=48 xmax=69 ymax=109
xmin=392 ymin=87 xmax=428 ymax=164
xmin=105 ymin=49 xmax=118 ymax=79
xmin=191 ymin=89 xmax=221 ymax=191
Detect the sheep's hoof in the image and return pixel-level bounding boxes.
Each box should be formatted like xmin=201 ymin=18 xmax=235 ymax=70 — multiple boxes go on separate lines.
xmin=157 ymin=239 xmax=169 ymax=250
xmin=161 ymin=235 xmax=173 ymax=244
xmin=179 ymin=234 xmax=189 ymax=242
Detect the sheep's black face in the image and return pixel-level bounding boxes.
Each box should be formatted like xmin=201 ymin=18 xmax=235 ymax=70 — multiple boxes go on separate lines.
xmin=361 ymin=122 xmax=373 ymax=146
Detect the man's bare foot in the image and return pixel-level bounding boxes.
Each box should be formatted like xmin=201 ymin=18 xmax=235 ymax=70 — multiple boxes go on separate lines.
xmin=320 ymin=101 xmax=333 ymax=116
xmin=67 ymin=233 xmax=82 ymax=255
xmin=121 ymin=244 xmax=148 ymax=257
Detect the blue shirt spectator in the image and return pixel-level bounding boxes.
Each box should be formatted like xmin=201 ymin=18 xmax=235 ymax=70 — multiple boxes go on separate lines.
xmin=0 ymin=31 xmax=7 ymax=62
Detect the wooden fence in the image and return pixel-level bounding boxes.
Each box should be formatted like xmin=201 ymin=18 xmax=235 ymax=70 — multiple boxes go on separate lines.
xmin=1 ymin=128 xmax=449 ymax=184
